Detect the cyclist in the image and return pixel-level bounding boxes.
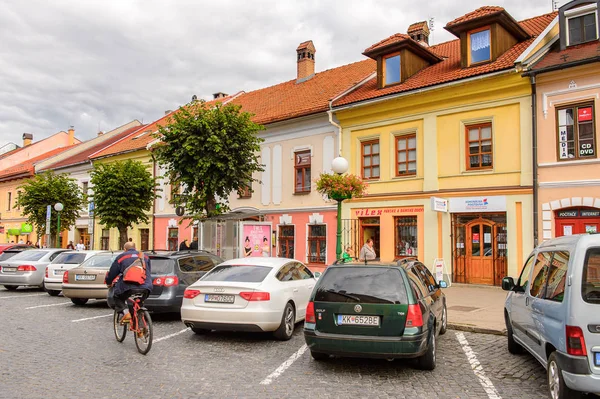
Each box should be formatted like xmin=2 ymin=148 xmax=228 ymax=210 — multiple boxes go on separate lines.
xmin=105 ymin=241 xmax=153 ymax=324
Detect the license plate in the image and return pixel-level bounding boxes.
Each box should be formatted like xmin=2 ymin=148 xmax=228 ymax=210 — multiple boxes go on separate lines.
xmin=204 ymin=294 xmax=235 ymax=303
xmin=337 ymin=314 xmax=380 ymax=326
xmin=595 ymin=353 xmax=600 ymax=367
xmin=54 ymin=269 xmax=66 ymax=275
xmin=75 ymin=274 xmax=96 ymax=281
xmin=2 ymin=267 xmax=17 ymax=272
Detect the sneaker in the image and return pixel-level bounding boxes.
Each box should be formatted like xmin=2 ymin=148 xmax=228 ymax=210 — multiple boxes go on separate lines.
xmin=120 ymin=313 xmax=131 ymax=325
xmin=137 ymin=329 xmax=145 ymax=338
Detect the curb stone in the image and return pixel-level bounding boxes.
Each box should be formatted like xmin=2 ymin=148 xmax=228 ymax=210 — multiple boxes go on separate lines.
xmin=448 ymin=322 xmax=507 ymax=336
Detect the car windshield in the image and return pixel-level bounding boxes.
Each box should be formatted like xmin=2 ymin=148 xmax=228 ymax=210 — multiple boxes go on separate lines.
xmin=582 ymin=247 xmax=600 ymax=304
xmin=201 ymin=265 xmax=271 ymax=283
xmin=149 ymin=258 xmax=175 ymax=274
xmin=8 ymin=250 xmax=46 ymax=261
xmin=51 ymin=252 xmax=87 ymax=265
xmin=314 ymin=267 xmax=408 ymax=304
xmin=80 ymin=254 xmax=116 ymax=269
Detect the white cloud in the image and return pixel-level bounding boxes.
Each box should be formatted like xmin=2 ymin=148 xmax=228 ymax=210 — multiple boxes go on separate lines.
xmin=0 ymin=0 xmax=554 ymax=148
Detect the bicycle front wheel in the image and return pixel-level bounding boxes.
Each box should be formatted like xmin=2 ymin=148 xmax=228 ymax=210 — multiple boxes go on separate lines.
xmin=134 ymin=310 xmax=153 ymax=355
xmin=113 ymin=311 xmax=127 ymax=342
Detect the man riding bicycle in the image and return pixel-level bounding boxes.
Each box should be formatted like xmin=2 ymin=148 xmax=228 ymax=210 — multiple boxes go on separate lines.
xmin=105 ymin=241 xmax=153 ymax=324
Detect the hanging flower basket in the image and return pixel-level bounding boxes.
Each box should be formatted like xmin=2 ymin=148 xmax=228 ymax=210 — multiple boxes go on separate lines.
xmin=316 ymin=173 xmax=368 ymax=201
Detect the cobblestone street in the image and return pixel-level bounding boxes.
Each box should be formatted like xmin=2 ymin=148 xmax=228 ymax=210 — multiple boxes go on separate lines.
xmin=0 ymin=286 xmax=559 ymax=399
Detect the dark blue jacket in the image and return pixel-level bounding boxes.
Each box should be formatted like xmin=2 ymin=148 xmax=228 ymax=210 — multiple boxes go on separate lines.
xmin=105 ymin=249 xmax=153 ymax=295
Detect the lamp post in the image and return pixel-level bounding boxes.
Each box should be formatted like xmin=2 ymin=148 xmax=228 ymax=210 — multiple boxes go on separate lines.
xmin=331 ymin=157 xmax=349 ymax=261
xmin=54 ymin=202 xmax=64 ymax=248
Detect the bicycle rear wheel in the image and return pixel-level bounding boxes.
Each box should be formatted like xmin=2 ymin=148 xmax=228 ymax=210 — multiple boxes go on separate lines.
xmin=134 ymin=310 xmax=153 ymax=355
xmin=113 ymin=311 xmax=127 ymax=342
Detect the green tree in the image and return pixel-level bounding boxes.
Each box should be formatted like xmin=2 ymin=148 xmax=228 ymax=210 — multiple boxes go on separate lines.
xmin=90 ymin=160 xmax=157 ymax=249
xmin=16 ymin=171 xmax=84 ymax=246
xmin=154 ymin=100 xmax=265 ymax=219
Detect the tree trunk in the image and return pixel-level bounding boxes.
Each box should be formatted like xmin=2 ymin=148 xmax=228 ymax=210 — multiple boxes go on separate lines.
xmin=118 ymin=226 xmax=128 ymax=250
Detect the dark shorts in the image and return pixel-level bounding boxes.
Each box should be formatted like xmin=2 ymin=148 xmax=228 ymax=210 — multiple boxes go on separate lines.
xmin=114 ymin=288 xmax=150 ymax=314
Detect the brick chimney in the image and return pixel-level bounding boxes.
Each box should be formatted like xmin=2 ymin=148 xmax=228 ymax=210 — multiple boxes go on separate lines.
xmin=97 ymin=131 xmax=104 ymax=136
xmin=22 ymin=133 xmax=33 ymax=147
xmin=407 ymin=21 xmax=430 ymax=47
xmin=68 ymin=126 xmax=75 ymax=145
xmin=213 ymin=92 xmax=228 ymax=100
xmin=296 ymin=40 xmax=316 ymax=81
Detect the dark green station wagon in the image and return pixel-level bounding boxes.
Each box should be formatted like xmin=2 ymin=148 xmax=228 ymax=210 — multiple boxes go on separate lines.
xmin=304 ymin=259 xmax=448 ymax=370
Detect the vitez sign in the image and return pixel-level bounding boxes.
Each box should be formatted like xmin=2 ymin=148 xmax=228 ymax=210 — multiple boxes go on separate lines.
xmin=449 ymin=196 xmax=507 ymax=213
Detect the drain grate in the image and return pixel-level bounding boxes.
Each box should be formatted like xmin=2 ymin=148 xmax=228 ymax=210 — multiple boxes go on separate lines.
xmin=448 ymin=305 xmax=479 ymax=312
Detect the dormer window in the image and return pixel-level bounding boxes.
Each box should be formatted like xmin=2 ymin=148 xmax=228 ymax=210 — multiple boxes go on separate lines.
xmin=566 ymin=4 xmax=598 ymax=46
xmin=384 ymin=53 xmax=401 ymax=85
xmin=469 ymin=28 xmax=491 ymax=64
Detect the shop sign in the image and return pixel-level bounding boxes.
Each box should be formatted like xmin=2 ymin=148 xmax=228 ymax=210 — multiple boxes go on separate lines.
xmin=240 ymin=222 xmax=272 ymax=258
xmin=472 ymin=233 xmax=480 ymax=243
xmin=578 ymin=107 xmax=593 ymax=122
xmin=353 ymin=207 xmax=423 ymax=217
xmin=557 ymin=210 xmax=578 ymax=218
xmin=557 ymin=209 xmax=600 ymax=218
xmin=581 ymin=210 xmax=600 ymax=217
xmin=430 ymin=197 xmax=448 ymax=213
xmin=449 ymin=196 xmax=506 ymax=213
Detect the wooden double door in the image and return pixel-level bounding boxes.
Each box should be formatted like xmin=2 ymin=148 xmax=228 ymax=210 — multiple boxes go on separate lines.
xmin=463 ymin=218 xmax=506 ymax=286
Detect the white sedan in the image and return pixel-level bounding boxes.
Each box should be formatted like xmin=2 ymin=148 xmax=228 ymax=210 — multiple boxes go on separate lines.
xmin=181 ymin=257 xmax=317 ymax=340
xmin=44 ymin=250 xmax=107 ymax=296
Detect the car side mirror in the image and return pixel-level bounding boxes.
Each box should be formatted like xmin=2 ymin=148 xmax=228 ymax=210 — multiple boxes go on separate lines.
xmin=502 ymin=277 xmax=515 ymax=291
xmin=314 ymin=271 xmax=321 ymax=279
xmin=438 ymin=281 xmax=448 ymax=289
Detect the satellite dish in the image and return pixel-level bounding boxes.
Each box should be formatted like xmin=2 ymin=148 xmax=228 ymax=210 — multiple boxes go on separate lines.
xmin=176 ymin=206 xmax=185 ymax=217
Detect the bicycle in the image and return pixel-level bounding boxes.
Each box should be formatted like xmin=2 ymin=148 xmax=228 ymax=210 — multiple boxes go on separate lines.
xmin=113 ymin=293 xmax=153 ymax=355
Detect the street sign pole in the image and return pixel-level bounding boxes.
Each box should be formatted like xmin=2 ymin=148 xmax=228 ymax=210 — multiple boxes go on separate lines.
xmin=45 ymin=205 xmax=51 ymax=248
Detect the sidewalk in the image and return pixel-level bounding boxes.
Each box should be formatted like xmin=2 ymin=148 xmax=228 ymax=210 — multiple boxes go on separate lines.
xmin=444 ymin=283 xmax=507 ymax=335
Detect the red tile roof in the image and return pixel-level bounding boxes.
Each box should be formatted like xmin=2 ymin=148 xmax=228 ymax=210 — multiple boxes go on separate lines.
xmin=445 ymin=6 xmax=505 ymax=29
xmin=531 ymin=40 xmax=600 ymax=71
xmin=364 ymin=34 xmax=413 ymax=54
xmin=334 ymin=12 xmax=557 ymax=107
xmin=0 ymin=146 xmax=77 ymax=181
xmin=41 ymin=125 xmax=144 ymax=170
xmin=407 ymin=22 xmax=429 ymax=34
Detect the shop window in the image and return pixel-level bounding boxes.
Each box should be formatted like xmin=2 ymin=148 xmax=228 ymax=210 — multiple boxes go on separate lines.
xmin=395 ymin=216 xmax=418 ymax=258
xmin=468 ymin=28 xmax=491 ymax=65
xmin=567 ymin=11 xmax=598 ymax=46
xmin=530 ymin=252 xmax=552 ymax=298
xmin=308 ymin=225 xmax=326 ymax=264
xmin=362 ymin=140 xmax=380 ymax=180
xmin=396 ymin=134 xmax=416 ymax=176
xmin=466 ymin=123 xmax=493 ymax=170
xmin=278 ymin=225 xmax=295 ymax=259
xmin=101 ymin=229 xmax=110 ymax=250
xmin=294 ymin=151 xmax=311 ymax=193
xmin=557 ymin=104 xmax=595 ymax=160
xmin=7 ymin=192 xmax=11 ymax=211
xmin=384 ymin=53 xmax=401 ymax=85
xmin=544 ymin=251 xmax=569 ymax=302
xmin=168 ymin=228 xmax=179 ymax=251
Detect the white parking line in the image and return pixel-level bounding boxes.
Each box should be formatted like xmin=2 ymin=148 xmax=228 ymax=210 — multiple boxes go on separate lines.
xmin=260 ymin=344 xmax=308 ymax=385
xmin=25 ymin=302 xmax=72 ymax=310
xmin=455 ymin=332 xmax=502 ymax=399
xmin=72 ymin=314 xmax=113 ymax=323
xmin=154 ymin=328 xmax=190 ymax=343
xmin=0 ymin=293 xmax=46 ymax=300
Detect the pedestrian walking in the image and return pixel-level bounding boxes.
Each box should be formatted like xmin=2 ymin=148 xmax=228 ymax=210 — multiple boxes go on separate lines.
xmin=179 ymin=239 xmax=189 ymax=251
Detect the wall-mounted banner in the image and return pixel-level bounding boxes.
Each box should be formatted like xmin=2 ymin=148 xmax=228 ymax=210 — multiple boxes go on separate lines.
xmin=430 ymin=197 xmax=448 ymax=212
xmin=353 ymin=207 xmax=423 ymax=217
xmin=239 ymin=222 xmax=272 ymax=258
xmin=449 ymin=196 xmax=506 ymax=213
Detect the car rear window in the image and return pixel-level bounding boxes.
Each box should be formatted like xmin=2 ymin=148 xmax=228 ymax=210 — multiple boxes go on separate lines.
xmin=150 ymin=257 xmax=175 ymax=274
xmin=582 ymin=247 xmax=600 ymax=304
xmin=79 ymin=254 xmax=115 ymax=269
xmin=201 ymin=265 xmax=271 ymax=283
xmin=51 ymin=252 xmax=87 ymax=265
xmin=0 ymin=251 xmax=21 ymax=261
xmin=314 ymin=267 xmax=408 ymax=304
xmin=8 ymin=250 xmax=46 ymax=261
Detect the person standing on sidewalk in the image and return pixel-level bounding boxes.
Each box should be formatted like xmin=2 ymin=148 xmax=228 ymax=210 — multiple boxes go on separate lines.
xmin=359 ymin=239 xmax=376 ymax=261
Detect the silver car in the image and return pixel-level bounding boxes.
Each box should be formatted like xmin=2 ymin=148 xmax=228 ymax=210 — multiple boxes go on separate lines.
xmin=44 ymin=250 xmax=107 ymax=296
xmin=502 ymin=234 xmax=600 ymax=399
xmin=0 ymin=249 xmax=69 ymax=290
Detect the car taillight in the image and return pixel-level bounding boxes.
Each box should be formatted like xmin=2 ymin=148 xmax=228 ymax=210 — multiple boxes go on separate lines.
xmin=239 ymin=291 xmax=270 ymax=301
xmin=184 ymin=289 xmax=201 ymax=299
xmin=63 ymin=271 xmax=69 ymax=284
xmin=45 ymin=267 xmax=49 ymax=278
xmin=17 ymin=265 xmax=36 ymax=272
xmin=566 ymin=325 xmax=587 ymax=356
xmin=405 ymin=304 xmax=423 ymax=328
xmin=306 ymin=301 xmax=316 ymax=323
xmin=153 ymin=276 xmax=179 ymax=287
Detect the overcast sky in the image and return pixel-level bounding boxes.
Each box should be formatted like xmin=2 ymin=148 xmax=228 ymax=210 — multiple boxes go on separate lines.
xmin=0 ymin=0 xmax=558 ymax=149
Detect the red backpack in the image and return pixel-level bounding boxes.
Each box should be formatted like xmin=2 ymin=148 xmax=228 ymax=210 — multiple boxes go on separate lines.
xmin=120 ymin=251 xmax=147 ymax=285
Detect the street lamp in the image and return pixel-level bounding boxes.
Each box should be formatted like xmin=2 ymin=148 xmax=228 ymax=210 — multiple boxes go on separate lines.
xmin=54 ymin=202 xmax=63 ymax=248
xmin=331 ymin=157 xmax=349 ymax=261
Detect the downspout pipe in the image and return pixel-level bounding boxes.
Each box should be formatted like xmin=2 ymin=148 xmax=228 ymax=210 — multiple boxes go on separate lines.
xmin=327 ymin=109 xmax=342 ymax=157
xmin=530 ymin=75 xmax=539 ymax=247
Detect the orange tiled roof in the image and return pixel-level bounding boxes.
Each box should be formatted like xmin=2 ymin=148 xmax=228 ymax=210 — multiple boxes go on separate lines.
xmin=297 ymin=41 xmax=313 ymax=50
xmin=445 ymin=6 xmax=505 ymax=29
xmin=407 ymin=22 xmax=429 ymax=34
xmin=41 ymin=125 xmax=144 ymax=170
xmin=0 ymin=146 xmax=77 ymax=181
xmin=364 ymin=34 xmax=413 ymax=54
xmin=531 ymin=40 xmax=600 ymax=71
xmin=334 ymin=12 xmax=557 ymax=107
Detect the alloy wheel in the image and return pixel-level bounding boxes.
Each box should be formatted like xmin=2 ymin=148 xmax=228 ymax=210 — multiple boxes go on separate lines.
xmin=442 ymin=307 xmax=447 ymax=330
xmin=285 ymin=306 xmax=294 ymax=336
xmin=548 ymin=360 xmax=560 ymax=399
